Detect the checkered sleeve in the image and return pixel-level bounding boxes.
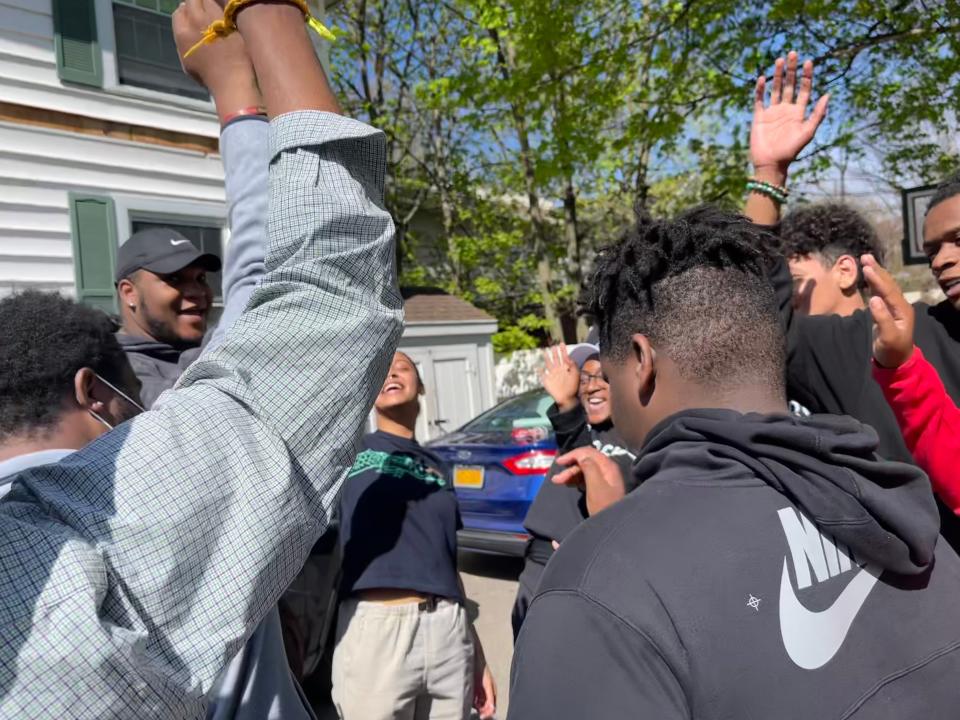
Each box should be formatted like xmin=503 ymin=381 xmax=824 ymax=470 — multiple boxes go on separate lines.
xmin=0 ymin=112 xmax=402 ymax=718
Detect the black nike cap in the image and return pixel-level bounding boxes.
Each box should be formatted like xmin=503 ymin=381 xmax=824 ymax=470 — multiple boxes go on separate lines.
xmin=115 ymin=227 xmax=221 ymax=283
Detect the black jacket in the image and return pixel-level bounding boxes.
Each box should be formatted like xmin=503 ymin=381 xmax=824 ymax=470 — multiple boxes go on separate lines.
xmin=510 ymin=410 xmax=960 ymax=719
xmin=772 ymin=258 xmax=960 ymax=546
xmin=522 ymin=403 xmax=635 ymax=554
xmin=116 ymin=333 xmax=201 ymax=409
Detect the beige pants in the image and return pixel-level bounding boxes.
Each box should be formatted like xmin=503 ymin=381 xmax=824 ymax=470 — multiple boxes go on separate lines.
xmin=332 ymin=598 xmax=475 ymax=720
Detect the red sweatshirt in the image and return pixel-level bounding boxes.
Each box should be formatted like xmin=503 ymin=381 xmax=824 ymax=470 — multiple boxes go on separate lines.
xmin=873 ymin=346 xmax=960 ymax=515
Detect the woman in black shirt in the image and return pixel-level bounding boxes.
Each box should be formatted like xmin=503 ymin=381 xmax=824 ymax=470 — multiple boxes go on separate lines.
xmin=512 ymin=343 xmax=636 ymax=639
xmin=333 ymin=351 xmax=496 ymax=720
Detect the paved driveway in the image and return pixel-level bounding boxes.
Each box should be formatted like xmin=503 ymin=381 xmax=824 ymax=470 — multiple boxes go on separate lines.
xmin=460 ymin=552 xmax=523 ymax=718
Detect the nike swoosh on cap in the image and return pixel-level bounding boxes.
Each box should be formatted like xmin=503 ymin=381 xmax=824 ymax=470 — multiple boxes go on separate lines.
xmin=170 ymin=239 xmax=190 ymax=246
xmin=779 ymin=559 xmax=880 ymax=670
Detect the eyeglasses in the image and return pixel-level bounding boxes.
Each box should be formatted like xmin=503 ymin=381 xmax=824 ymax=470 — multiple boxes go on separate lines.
xmin=579 ymin=372 xmax=606 ymax=387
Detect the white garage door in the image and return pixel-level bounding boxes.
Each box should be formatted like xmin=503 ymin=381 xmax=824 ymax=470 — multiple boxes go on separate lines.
xmin=401 ymin=344 xmax=481 ymax=441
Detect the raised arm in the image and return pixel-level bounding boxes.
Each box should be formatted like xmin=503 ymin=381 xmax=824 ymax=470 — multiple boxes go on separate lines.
xmin=866 ymin=255 xmax=960 ymax=513
xmin=0 ymin=0 xmax=402 ymax=714
xmin=173 ymin=0 xmax=269 ymax=353
xmin=540 ymin=344 xmax=593 ymax=450
xmin=209 ymin=117 xmax=270 ymax=350
xmin=744 ymin=51 xmax=829 ymax=226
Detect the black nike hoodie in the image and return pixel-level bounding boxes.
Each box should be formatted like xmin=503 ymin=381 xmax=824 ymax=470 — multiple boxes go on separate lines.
xmin=509 ymin=409 xmax=960 ymax=720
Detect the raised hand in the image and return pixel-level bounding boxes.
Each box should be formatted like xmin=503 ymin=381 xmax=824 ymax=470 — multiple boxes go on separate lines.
xmin=539 ymin=344 xmax=580 ymax=412
xmin=552 ymin=447 xmax=626 ymax=517
xmin=864 ymin=254 xmax=915 ymax=369
xmin=751 ymin=51 xmax=830 ymax=181
xmin=172 ymin=0 xmax=261 ymax=123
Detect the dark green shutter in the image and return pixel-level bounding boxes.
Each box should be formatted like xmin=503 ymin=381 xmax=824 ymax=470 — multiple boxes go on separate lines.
xmin=69 ymin=194 xmax=118 ymax=314
xmin=53 ymin=0 xmax=103 ymax=87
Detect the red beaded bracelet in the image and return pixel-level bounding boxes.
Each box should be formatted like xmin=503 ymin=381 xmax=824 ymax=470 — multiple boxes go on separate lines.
xmin=221 ymin=106 xmax=267 ymax=127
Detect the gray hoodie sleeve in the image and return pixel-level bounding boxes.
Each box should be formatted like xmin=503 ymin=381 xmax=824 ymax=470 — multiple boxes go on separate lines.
xmin=207 ymin=116 xmax=270 ymax=352
xmin=0 ymin=112 xmax=403 ymax=717
xmin=509 ymin=590 xmax=690 ymax=720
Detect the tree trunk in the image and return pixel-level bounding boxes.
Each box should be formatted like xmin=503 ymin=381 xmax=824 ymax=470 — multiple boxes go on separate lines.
xmin=562 ymin=176 xmax=589 ymax=341
xmin=489 ymin=28 xmax=563 ymax=342
xmin=634 ymin=142 xmax=651 ymax=214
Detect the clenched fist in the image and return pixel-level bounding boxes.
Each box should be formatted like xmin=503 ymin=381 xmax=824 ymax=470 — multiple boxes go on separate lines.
xmin=172 ymin=0 xmax=260 ymax=119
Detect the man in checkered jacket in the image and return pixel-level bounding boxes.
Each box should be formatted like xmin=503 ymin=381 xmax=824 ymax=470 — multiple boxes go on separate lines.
xmin=0 ymin=1 xmax=402 ymax=717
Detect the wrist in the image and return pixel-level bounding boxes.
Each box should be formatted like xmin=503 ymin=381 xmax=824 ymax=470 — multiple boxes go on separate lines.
xmin=873 ymin=345 xmax=915 ymax=371
xmin=751 ymin=164 xmax=789 ymax=187
xmin=221 ymin=107 xmax=267 ymax=128
xmin=234 ymin=1 xmax=304 ymax=33
xmin=212 ymin=82 xmax=263 ymax=124
xmin=556 ymin=398 xmax=580 ymax=413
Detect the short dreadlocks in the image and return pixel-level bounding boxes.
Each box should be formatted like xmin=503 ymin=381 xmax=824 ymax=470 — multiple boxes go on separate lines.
xmin=581 ymin=205 xmax=785 ymax=389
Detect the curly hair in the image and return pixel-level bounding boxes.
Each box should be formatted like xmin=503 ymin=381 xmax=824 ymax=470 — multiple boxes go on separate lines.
xmin=781 ymin=203 xmax=884 ymax=281
xmin=581 ymin=205 xmax=785 ymax=389
xmin=927 ymin=172 xmax=960 ymax=216
xmin=0 ymin=291 xmax=132 ymax=438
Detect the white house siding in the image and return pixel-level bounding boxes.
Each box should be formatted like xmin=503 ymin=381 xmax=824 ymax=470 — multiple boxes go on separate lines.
xmin=0 ymin=0 xmax=332 ymax=298
xmin=0 ymin=120 xmax=225 ymax=296
xmin=0 ymin=0 xmax=328 ymax=135
xmin=0 ymin=0 xmax=219 ymax=136
xmin=0 ymin=0 xmax=225 ymax=296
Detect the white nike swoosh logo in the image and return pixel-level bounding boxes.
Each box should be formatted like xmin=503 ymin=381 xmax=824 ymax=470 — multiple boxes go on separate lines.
xmin=170 ymin=239 xmax=190 ymax=246
xmin=779 ymin=559 xmax=880 ymax=670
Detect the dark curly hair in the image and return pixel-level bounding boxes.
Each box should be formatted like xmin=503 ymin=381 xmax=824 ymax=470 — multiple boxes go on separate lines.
xmin=781 ymin=203 xmax=884 ymax=287
xmin=0 ymin=291 xmax=133 ymax=438
xmin=927 ymin=172 xmax=960 ymax=216
xmin=581 ymin=205 xmax=785 ymax=389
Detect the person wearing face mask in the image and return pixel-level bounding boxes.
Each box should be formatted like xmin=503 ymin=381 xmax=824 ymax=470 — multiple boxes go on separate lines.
xmin=511 ymin=341 xmax=635 ymax=640
xmin=333 ymin=351 xmax=497 ymax=720
xmin=0 ymin=291 xmax=144 ymax=497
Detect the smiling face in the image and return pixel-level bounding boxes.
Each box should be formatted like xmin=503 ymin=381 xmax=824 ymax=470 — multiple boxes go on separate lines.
xmin=788 ymin=252 xmax=862 ymax=317
xmin=579 ymin=358 xmax=612 ymax=426
xmin=118 ymin=263 xmax=212 ymax=348
xmin=375 ymin=352 xmax=423 ymax=414
xmin=923 ymin=194 xmax=960 ymax=310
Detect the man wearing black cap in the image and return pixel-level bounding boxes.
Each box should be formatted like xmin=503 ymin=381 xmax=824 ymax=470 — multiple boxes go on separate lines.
xmin=115 ymin=227 xmax=222 ymax=407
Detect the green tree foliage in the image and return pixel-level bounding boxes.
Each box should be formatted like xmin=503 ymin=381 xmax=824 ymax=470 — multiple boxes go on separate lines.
xmin=327 ymin=0 xmax=960 ymax=348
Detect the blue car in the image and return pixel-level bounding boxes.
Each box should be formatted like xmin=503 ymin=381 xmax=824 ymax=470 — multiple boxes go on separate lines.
xmin=428 ymin=389 xmax=557 ymax=556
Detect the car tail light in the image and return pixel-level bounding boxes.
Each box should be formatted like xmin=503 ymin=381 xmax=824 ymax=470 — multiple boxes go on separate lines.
xmin=503 ymin=450 xmax=557 ymax=475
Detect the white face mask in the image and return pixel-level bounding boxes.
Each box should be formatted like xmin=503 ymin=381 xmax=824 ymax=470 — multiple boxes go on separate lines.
xmin=87 ymin=373 xmax=145 ymax=431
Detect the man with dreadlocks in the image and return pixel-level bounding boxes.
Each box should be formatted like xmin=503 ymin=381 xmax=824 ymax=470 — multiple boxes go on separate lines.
xmin=507 ymin=205 xmax=960 ymax=719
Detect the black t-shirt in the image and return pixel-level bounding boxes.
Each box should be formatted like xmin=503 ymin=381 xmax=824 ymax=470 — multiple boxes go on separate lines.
xmin=338 ymin=430 xmax=463 ymax=602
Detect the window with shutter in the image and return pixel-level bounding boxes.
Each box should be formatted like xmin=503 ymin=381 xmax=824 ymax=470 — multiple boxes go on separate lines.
xmin=112 ymin=0 xmax=208 ymax=100
xmin=70 ymin=195 xmax=119 ymax=314
xmin=52 ymin=0 xmax=103 ymax=87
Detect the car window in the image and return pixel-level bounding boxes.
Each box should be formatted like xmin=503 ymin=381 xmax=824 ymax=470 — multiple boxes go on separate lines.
xmin=459 ymin=390 xmax=553 ymax=433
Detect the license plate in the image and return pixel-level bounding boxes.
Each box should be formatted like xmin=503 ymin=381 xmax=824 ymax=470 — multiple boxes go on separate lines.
xmin=454 ymin=465 xmax=485 ymax=489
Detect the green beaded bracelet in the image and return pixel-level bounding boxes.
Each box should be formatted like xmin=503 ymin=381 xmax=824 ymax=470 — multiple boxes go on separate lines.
xmin=746 ymin=179 xmax=789 ymax=204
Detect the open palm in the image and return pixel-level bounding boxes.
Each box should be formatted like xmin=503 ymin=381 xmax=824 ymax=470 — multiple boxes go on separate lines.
xmin=751 ymin=52 xmax=830 ymax=171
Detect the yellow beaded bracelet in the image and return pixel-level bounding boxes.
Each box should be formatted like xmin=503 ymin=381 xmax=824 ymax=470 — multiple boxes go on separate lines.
xmin=184 ymin=0 xmax=335 ymax=59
